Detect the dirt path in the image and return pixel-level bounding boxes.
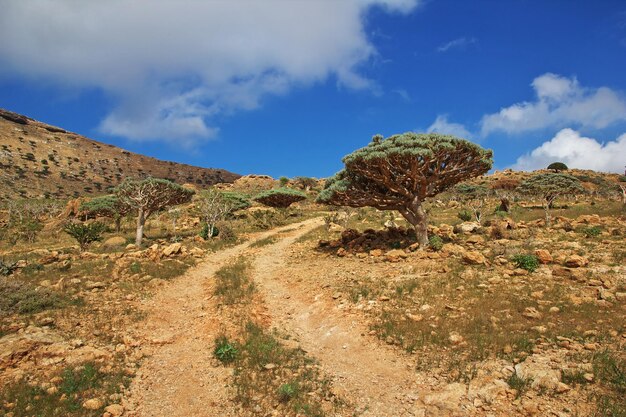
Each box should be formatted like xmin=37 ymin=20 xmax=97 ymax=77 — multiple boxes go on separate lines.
xmin=251 ymin=224 xmax=428 ymax=417
xmin=126 ymin=218 xmax=430 ymax=417
xmin=125 ymin=219 xmax=321 ymax=417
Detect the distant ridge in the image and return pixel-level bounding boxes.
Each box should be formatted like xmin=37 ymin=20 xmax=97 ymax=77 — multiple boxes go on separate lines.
xmin=0 ymin=108 xmax=240 ymax=200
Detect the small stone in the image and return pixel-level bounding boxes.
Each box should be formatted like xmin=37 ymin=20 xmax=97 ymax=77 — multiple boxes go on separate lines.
xmin=448 ymin=333 xmax=465 ymax=345
xmin=564 ymin=255 xmax=588 ymax=268
xmin=522 ymin=307 xmax=542 ymax=320
xmin=534 ymin=249 xmax=553 ymax=264
xmin=583 ymin=373 xmax=594 ymax=382
xmin=462 ymin=251 xmax=487 ymax=265
xmin=104 ymin=404 xmax=125 ymax=417
xmin=556 ymin=382 xmax=570 ymax=393
xmin=82 ymin=398 xmax=102 ymax=410
xmin=549 ymin=306 xmax=560 ymax=313
xmin=263 ymin=363 xmax=276 ymax=370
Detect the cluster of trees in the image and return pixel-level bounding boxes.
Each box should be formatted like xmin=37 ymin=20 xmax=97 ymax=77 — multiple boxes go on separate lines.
xmin=36 ymin=134 xmax=620 ymax=252
xmin=72 ymin=178 xmax=308 ymax=250
xmin=317 ymin=134 xmax=623 ymax=246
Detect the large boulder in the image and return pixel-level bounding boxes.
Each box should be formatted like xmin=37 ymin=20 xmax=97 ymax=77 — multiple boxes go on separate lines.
xmin=454 ymin=221 xmax=482 ymax=234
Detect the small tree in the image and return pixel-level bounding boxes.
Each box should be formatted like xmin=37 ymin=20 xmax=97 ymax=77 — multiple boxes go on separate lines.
xmin=115 ymin=178 xmax=194 ymax=246
xmin=253 ymin=188 xmax=307 ymax=209
xmin=63 ymin=221 xmax=107 ymax=251
xmin=454 ymin=183 xmax=490 ymax=223
xmin=490 ymin=178 xmax=520 ymax=213
xmin=221 ymin=192 xmax=251 ymax=211
xmin=518 ymin=173 xmax=584 ymax=226
xmin=197 ymin=189 xmax=236 ymax=239
xmin=79 ymin=195 xmax=131 ymax=232
xmin=292 ymin=176 xmax=318 ymax=192
xmin=317 ymin=133 xmax=493 ymax=246
xmin=547 ymin=162 xmax=568 ymax=173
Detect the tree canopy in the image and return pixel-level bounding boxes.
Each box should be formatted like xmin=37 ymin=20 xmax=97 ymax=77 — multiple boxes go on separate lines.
xmin=518 ymin=173 xmax=584 ymax=225
xmin=317 ymin=132 xmax=493 ymax=245
xmin=253 ymin=188 xmax=307 ymax=208
xmin=547 ymin=162 xmax=569 ymax=172
xmin=115 ymin=178 xmax=194 ymax=246
xmin=79 ymin=195 xmax=131 ymax=231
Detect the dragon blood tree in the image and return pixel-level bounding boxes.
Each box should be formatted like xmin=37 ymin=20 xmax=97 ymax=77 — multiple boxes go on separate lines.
xmin=115 ymin=178 xmax=194 ymax=246
xmin=317 ymin=133 xmax=493 ymax=246
xmin=253 ymin=188 xmax=307 ymax=209
xmin=518 ymin=173 xmax=584 ymax=226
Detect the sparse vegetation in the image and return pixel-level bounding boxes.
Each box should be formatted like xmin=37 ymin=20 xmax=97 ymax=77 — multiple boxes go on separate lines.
xmin=512 ymin=253 xmax=540 ymax=272
xmin=63 ymin=221 xmax=108 ymax=251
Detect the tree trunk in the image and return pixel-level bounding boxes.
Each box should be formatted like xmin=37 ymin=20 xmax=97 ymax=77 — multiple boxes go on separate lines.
xmin=498 ymin=197 xmax=510 ymax=213
xmin=543 ymin=202 xmax=551 ymax=227
xmin=135 ymin=208 xmax=145 ymax=247
xmin=115 ymin=217 xmax=122 ymax=233
xmin=399 ymin=198 xmax=429 ymax=247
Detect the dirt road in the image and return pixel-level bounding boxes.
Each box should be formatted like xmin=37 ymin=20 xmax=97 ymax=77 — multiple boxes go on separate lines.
xmin=126 ymin=218 xmax=428 ymax=417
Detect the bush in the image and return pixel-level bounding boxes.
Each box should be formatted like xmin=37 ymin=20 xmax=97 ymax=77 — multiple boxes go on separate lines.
xmin=512 ymin=254 xmax=539 ymax=272
xmin=580 ymin=226 xmax=602 ymax=238
xmin=0 ymin=260 xmax=18 ymax=276
xmin=278 ymin=383 xmax=299 ymax=402
xmin=214 ymin=335 xmax=239 ymax=364
xmin=199 ymin=223 xmax=219 ymax=240
xmin=63 ymin=221 xmax=108 ymax=251
xmin=428 ymin=235 xmax=443 ymax=251
xmin=216 ymin=221 xmax=236 ymax=242
xmin=457 ymin=209 xmax=473 ymax=222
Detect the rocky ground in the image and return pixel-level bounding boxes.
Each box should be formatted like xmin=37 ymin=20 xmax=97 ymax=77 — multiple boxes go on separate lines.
xmin=0 ymin=201 xmax=624 ymax=417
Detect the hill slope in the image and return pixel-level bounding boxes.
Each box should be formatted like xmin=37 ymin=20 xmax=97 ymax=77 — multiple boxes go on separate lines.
xmin=0 ymin=109 xmax=240 ymax=200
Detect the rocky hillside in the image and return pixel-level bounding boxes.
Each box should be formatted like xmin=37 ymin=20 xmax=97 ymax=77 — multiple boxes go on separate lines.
xmin=0 ymin=109 xmax=240 ymax=200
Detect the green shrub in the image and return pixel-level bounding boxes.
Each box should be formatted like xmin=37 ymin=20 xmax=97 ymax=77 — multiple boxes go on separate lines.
xmin=457 ymin=209 xmax=473 ymax=222
xmin=506 ymin=373 xmax=532 ymax=399
xmin=199 ymin=223 xmax=219 ymax=240
xmin=428 ymin=235 xmax=444 ymax=251
xmin=0 ymin=259 xmax=18 ymax=276
xmin=278 ymin=383 xmax=299 ymax=402
xmin=619 ymin=175 xmax=626 ymax=182
xmin=221 ymin=192 xmax=251 ymax=212
xmin=129 ymin=262 xmax=142 ymax=274
xmin=63 ymin=221 xmax=108 ymax=251
xmin=512 ymin=254 xmax=539 ymax=272
xmin=580 ymin=226 xmax=602 ymax=238
xmin=214 ymin=335 xmax=239 ymax=364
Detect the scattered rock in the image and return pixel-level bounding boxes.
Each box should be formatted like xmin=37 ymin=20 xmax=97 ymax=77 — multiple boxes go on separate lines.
xmin=534 ymin=249 xmax=553 ymax=264
xmin=82 ymin=398 xmax=102 ymax=410
xmin=522 ymin=307 xmax=542 ymax=320
xmin=162 ymin=242 xmax=183 ymax=257
xmin=454 ymin=222 xmax=482 ymax=234
xmin=462 ymin=251 xmax=486 ymax=265
xmin=514 ymin=356 xmax=561 ymax=390
xmin=564 ymin=255 xmax=588 ymax=268
xmin=104 ymin=404 xmax=124 ymax=416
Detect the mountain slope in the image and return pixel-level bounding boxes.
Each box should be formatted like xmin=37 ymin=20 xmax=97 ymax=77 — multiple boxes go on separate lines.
xmin=0 ymin=109 xmax=240 ymax=200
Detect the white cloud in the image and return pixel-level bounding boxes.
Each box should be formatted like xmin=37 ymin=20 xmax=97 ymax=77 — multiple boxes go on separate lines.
xmin=481 ymin=73 xmax=626 ymax=136
xmin=437 ymin=37 xmax=477 ymax=53
xmin=426 ymin=115 xmax=472 ymax=139
xmin=0 ymin=0 xmax=420 ymax=143
xmin=513 ymin=128 xmax=626 ymax=173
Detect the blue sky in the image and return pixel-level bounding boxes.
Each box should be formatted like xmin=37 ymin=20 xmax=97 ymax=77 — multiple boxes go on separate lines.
xmin=1 ymin=0 xmax=625 ymax=177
